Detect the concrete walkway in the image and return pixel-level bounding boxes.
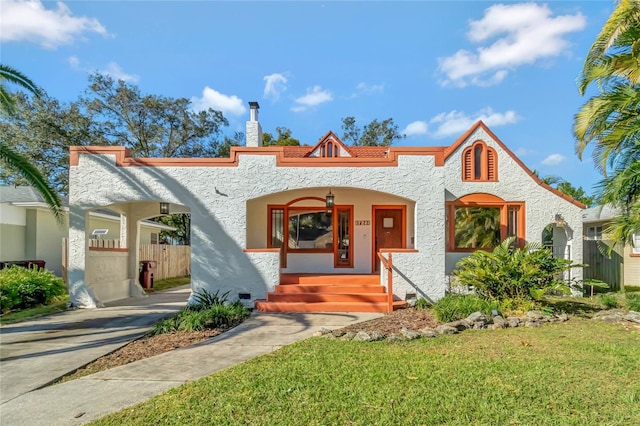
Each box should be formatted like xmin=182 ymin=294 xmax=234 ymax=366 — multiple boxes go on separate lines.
xmin=0 ymin=286 xmax=190 ymax=405
xmin=0 ymin=291 xmax=381 ymax=426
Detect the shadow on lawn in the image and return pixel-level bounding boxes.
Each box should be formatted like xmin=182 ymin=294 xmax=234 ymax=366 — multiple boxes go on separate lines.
xmin=541 ymin=296 xmax=603 ymax=317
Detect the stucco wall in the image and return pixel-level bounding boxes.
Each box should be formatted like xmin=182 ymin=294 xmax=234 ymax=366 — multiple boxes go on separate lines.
xmin=0 ymin=224 xmax=26 ymax=261
xmin=442 ymin=127 xmax=584 ymax=283
xmin=69 ymin=152 xmax=444 ymax=304
xmin=623 ymin=247 xmax=640 ymax=286
xmin=85 ymin=250 xmax=130 ymax=303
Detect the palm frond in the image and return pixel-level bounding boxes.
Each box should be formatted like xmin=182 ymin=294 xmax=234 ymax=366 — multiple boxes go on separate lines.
xmin=0 ymin=142 xmax=65 ymax=224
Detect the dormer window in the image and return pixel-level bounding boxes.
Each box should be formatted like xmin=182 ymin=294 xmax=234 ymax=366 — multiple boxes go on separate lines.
xmin=462 ymin=141 xmax=497 ymax=181
xmin=321 ymin=141 xmax=339 ymax=158
xmin=309 ymin=133 xmax=351 ymax=158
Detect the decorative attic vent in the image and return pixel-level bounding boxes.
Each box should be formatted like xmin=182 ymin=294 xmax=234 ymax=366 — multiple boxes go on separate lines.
xmin=309 ymin=132 xmax=352 ymax=158
xmin=462 ymin=141 xmax=498 ymax=182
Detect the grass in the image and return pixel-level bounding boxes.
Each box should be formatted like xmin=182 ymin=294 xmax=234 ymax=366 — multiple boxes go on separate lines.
xmin=146 ymin=275 xmax=190 ymax=293
xmin=0 ymin=295 xmax=69 ymax=325
xmin=91 ymin=318 xmax=640 ymax=426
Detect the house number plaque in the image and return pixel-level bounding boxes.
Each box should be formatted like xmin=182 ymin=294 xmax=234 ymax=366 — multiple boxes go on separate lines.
xmin=355 ymin=220 xmax=370 ymax=226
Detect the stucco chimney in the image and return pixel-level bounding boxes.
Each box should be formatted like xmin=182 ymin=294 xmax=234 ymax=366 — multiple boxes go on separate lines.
xmin=246 ymin=101 xmax=262 ymax=148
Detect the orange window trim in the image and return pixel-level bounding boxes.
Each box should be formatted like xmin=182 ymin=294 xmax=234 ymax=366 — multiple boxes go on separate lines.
xmin=461 ymin=141 xmax=498 ymax=182
xmin=334 ymin=205 xmax=354 ymax=268
xmin=446 ymin=197 xmax=525 ymax=252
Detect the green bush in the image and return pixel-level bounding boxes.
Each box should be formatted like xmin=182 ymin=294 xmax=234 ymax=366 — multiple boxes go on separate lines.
xmin=0 ymin=266 xmax=66 ymax=312
xmin=453 ymin=237 xmax=579 ymax=301
xmin=414 ymin=298 xmax=432 ymax=310
xmin=598 ymin=293 xmax=619 ymax=309
xmin=626 ymin=292 xmax=640 ymax=312
xmin=432 ymin=294 xmax=499 ymax=323
xmin=153 ymin=289 xmax=249 ymax=335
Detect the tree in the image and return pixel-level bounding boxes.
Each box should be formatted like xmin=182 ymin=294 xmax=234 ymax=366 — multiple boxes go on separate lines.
xmin=1 ymin=73 xmax=236 ymax=194
xmin=0 ymin=64 xmax=64 ymax=223
xmin=262 ymin=127 xmax=300 ymax=146
xmin=341 ymin=116 xmax=405 ymax=146
xmin=153 ymin=214 xmax=191 ymax=245
xmin=83 ymin=74 xmax=230 ymax=158
xmin=574 ymin=0 xmax=640 ymax=247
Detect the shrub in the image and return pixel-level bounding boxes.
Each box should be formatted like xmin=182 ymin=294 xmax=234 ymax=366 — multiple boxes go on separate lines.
xmin=0 ymin=266 xmax=66 ymax=312
xmin=453 ymin=237 xmax=580 ymax=302
xmin=414 ymin=298 xmax=431 ymax=310
xmin=433 ymin=294 xmax=499 ymax=323
xmin=626 ymin=292 xmax=640 ymax=312
xmin=598 ymin=293 xmax=619 ymax=309
xmin=153 ymin=289 xmax=249 ymax=335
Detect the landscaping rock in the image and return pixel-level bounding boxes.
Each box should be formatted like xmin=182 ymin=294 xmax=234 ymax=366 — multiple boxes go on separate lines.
xmin=466 ymin=312 xmax=491 ymax=324
xmin=319 ymin=327 xmax=333 ymax=335
xmin=446 ymin=319 xmax=471 ymax=331
xmin=593 ymin=309 xmax=625 ymax=322
xmin=352 ymin=331 xmax=373 ymax=342
xmin=419 ymin=328 xmax=439 ymax=338
xmin=524 ymin=321 xmax=541 ymax=328
xmin=400 ymin=328 xmax=421 ymax=340
xmin=370 ymin=331 xmax=385 ymax=341
xmin=555 ymin=313 xmax=569 ymax=322
xmin=623 ymin=311 xmax=640 ymax=324
xmin=526 ymin=310 xmax=545 ymax=320
xmin=341 ymin=331 xmax=357 ymax=341
xmin=492 ymin=315 xmax=507 ymax=328
xmin=435 ymin=325 xmax=458 ymax=335
xmin=386 ymin=333 xmax=404 ymax=343
xmin=473 ymin=321 xmax=488 ymax=329
xmin=506 ymin=317 xmax=520 ymax=328
xmin=331 ymin=329 xmax=347 ymax=338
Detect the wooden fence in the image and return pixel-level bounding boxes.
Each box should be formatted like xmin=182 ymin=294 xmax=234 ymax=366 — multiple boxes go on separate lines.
xmin=62 ymin=239 xmax=190 ymax=283
xmin=583 ymin=240 xmax=623 ymax=291
xmin=139 ymin=244 xmax=191 ymax=280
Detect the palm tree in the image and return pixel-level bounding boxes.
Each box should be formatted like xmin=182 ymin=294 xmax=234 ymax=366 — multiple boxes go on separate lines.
xmin=0 ymin=64 xmax=64 ymax=223
xmin=573 ymin=0 xmax=640 ymax=247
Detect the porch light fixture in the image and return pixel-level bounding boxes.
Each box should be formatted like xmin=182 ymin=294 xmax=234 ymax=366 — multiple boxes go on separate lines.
xmin=554 ymin=214 xmax=566 ymax=228
xmin=160 ymin=202 xmax=170 ymax=215
xmin=325 ymin=190 xmax=335 ymax=209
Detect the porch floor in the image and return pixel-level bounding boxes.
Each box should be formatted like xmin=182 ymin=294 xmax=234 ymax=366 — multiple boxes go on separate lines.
xmin=255 ymin=274 xmax=406 ymax=313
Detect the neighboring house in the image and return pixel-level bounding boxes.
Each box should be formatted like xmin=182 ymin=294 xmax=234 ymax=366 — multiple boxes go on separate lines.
xmin=67 ymin=102 xmax=584 ymax=310
xmin=0 ymin=185 xmax=174 ymax=277
xmin=582 ymin=204 xmax=640 ymax=289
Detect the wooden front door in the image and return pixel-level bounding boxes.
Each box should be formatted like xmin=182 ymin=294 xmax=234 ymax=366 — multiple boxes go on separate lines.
xmin=373 ymin=207 xmax=405 ymax=272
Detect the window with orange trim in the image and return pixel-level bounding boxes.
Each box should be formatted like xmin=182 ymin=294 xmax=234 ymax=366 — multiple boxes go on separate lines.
xmin=462 ymin=141 xmax=498 ymax=181
xmin=446 ymin=194 xmax=524 ymax=252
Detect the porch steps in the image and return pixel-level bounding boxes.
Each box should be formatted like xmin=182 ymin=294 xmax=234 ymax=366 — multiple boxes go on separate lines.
xmin=255 ymin=274 xmax=406 ymax=313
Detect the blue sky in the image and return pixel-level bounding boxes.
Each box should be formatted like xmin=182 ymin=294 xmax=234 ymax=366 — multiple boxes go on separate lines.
xmin=1 ymin=1 xmax=615 ymax=193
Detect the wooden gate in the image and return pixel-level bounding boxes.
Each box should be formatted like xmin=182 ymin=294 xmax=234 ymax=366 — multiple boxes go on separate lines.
xmin=583 ymin=240 xmax=623 ymax=291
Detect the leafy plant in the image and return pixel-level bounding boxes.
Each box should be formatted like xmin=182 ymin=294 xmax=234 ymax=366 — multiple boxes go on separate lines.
xmin=432 ymin=294 xmax=499 ymax=323
xmin=414 ymin=298 xmax=432 ymax=310
xmin=598 ymin=293 xmax=619 ymax=309
xmin=0 ymin=265 xmax=66 ymax=312
xmin=453 ymin=237 xmax=581 ymax=302
xmin=625 ymin=292 xmax=640 ymax=312
xmin=189 ymin=289 xmax=230 ymax=310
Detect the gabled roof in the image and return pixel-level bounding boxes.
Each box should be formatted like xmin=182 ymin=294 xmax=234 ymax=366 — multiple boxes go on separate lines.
xmin=0 ymin=185 xmax=69 ymax=205
xmin=444 ymin=121 xmax=586 ymax=209
xmin=280 ymin=131 xmax=389 ymax=159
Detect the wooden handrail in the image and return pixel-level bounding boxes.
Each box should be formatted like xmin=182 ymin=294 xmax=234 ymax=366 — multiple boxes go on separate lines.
xmin=377 ymin=251 xmax=393 ymax=313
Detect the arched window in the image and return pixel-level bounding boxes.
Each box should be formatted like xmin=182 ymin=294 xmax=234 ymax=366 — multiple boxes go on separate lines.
xmin=462 ymin=141 xmax=498 ymax=181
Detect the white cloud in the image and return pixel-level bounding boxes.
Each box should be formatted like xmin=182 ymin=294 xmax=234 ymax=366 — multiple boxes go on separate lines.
xmin=291 ymin=86 xmax=333 ymax=112
xmin=428 ymin=108 xmax=520 ymax=138
xmin=354 ymin=82 xmax=384 ymax=96
xmin=438 ymin=3 xmax=586 ymax=87
xmin=541 ymin=153 xmax=566 ymax=165
xmin=402 ymin=121 xmax=429 ymax=137
xmin=68 ymin=57 xmax=139 ymax=83
xmin=98 ymin=62 xmax=139 ymax=83
xmin=1 ymin=0 xmax=108 ymax=49
xmin=191 ymin=87 xmax=246 ymax=116
xmin=263 ymin=73 xmax=287 ymax=100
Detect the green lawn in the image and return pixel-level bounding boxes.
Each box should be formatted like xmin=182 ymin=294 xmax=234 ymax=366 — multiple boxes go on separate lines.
xmin=0 ymin=296 xmax=69 ymax=325
xmin=146 ymin=275 xmax=190 ymax=293
xmin=92 ymin=318 xmax=640 ymax=426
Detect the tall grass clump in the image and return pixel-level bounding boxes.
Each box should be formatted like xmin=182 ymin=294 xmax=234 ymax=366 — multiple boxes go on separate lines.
xmin=0 ymin=265 xmax=66 ymax=312
xmin=626 ymin=292 xmax=640 ymax=311
xmin=432 ymin=294 xmax=499 ymax=322
xmin=153 ymin=289 xmax=249 ymax=334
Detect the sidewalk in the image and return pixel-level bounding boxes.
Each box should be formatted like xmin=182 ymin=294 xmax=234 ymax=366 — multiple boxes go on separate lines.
xmin=0 ymin=286 xmax=190 ymax=405
xmin=1 ymin=298 xmax=381 ymax=426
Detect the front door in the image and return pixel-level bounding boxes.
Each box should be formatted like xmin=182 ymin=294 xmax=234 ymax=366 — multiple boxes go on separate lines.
xmin=373 ymin=207 xmax=405 ymax=272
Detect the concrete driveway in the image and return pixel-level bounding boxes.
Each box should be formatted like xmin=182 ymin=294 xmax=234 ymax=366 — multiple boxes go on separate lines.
xmin=0 ymin=286 xmax=190 ymax=405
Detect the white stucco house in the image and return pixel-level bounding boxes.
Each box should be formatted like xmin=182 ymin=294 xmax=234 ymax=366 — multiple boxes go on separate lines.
xmin=0 ymin=185 xmax=174 ymax=278
xmin=67 ymin=102 xmax=584 ymax=311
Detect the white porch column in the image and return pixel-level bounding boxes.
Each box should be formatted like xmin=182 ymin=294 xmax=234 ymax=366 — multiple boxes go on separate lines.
xmin=125 ymin=206 xmax=146 ymax=297
xmin=68 ymin=208 xmax=102 ymax=308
